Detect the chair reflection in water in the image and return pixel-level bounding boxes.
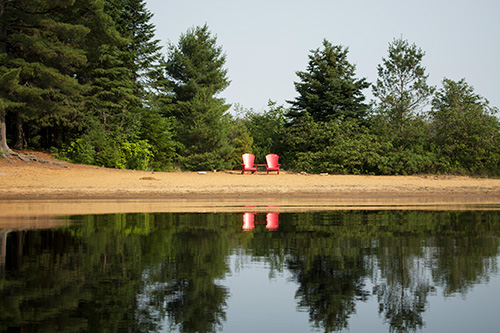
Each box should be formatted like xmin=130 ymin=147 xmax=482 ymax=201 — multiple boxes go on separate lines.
xmin=242 ymin=212 xmax=255 ymax=230
xmin=242 ymin=212 xmax=280 ymax=231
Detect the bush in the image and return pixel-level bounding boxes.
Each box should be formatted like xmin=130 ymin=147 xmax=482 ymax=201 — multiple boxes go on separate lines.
xmin=119 ymin=140 xmax=154 ymax=170
xmin=181 ymin=152 xmax=226 ymax=171
xmin=58 ymin=138 xmax=96 ymax=165
xmin=59 ymin=137 xmax=154 ymax=171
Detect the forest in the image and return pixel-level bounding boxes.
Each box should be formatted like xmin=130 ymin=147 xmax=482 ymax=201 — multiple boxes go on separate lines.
xmin=1 ymin=0 xmax=499 ymax=175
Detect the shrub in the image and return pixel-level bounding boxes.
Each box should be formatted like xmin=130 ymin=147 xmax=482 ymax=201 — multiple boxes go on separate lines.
xmin=119 ymin=140 xmax=154 ymax=170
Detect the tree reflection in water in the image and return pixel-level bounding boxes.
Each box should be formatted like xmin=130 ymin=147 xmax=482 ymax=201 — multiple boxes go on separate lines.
xmin=0 ymin=210 xmax=498 ymax=332
xmin=288 ymin=254 xmax=370 ymax=332
xmin=279 ymin=210 xmax=499 ymax=333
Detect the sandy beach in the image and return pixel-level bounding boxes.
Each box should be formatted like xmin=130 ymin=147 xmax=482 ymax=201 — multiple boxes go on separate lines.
xmin=1 ymin=151 xmax=500 ymax=218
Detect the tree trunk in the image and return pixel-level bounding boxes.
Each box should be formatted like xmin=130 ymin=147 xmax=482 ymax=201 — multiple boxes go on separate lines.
xmin=0 ymin=230 xmax=8 ymax=279
xmin=12 ymin=113 xmax=24 ymax=150
xmin=0 ymin=113 xmax=13 ymax=155
xmin=0 ymin=1 xmax=11 ymax=156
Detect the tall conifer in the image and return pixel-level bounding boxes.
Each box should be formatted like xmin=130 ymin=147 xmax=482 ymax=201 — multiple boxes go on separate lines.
xmin=163 ymin=24 xmax=232 ymax=170
xmin=373 ymin=37 xmax=434 ymax=128
xmin=287 ymin=39 xmax=370 ymax=124
xmin=0 ymin=0 xmax=89 ymax=154
xmin=105 ymin=0 xmax=162 ymax=92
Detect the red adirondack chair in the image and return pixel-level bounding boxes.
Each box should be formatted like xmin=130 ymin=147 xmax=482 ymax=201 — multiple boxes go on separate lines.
xmin=265 ymin=154 xmax=281 ymax=174
xmin=241 ymin=153 xmax=257 ymax=174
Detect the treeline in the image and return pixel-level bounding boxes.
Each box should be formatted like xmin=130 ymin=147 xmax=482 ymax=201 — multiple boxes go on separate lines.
xmin=1 ymin=1 xmax=499 ymax=175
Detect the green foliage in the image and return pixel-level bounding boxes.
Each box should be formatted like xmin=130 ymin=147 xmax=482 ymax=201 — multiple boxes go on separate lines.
xmin=226 ymin=116 xmax=253 ymax=170
xmin=285 ymin=115 xmax=379 ymax=174
xmin=59 ymin=124 xmax=154 ymax=170
xmin=0 ymin=68 xmax=24 ymax=112
xmin=180 ymin=151 xmax=225 ymax=171
xmin=430 ymin=78 xmax=500 ymax=175
xmin=283 ymin=112 xmax=440 ymax=175
xmin=373 ymin=37 xmax=435 ymax=127
xmin=369 ymin=112 xmax=439 ymax=175
xmin=0 ymin=0 xmax=90 ymax=153
xmin=165 ymin=24 xmax=229 ymax=102
xmin=287 ymin=39 xmax=370 ymax=123
xmin=139 ymin=109 xmax=179 ymax=170
xmin=171 ymin=91 xmax=233 ymax=170
xmin=162 ymin=25 xmax=232 ymax=170
xmin=58 ymin=138 xmax=96 ymax=165
xmin=1 ymin=1 xmax=499 ymax=178
xmin=106 ymin=0 xmax=162 ymax=90
xmin=119 ymin=140 xmax=154 ymax=170
xmin=243 ymin=101 xmax=287 ymax=164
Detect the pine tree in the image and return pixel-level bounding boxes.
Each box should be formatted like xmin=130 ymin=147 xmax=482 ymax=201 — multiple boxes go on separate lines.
xmin=287 ymin=39 xmax=370 ymax=124
xmin=0 ymin=0 xmax=89 ymax=155
xmin=107 ymin=0 xmax=178 ymax=170
xmin=65 ymin=0 xmax=143 ymax=167
xmin=163 ymin=24 xmax=232 ymax=170
xmin=373 ymin=37 xmax=434 ymax=128
xmin=105 ymin=0 xmax=162 ymax=91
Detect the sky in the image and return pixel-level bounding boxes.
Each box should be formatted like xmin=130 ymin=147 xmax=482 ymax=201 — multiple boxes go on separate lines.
xmin=145 ymin=0 xmax=500 ymax=113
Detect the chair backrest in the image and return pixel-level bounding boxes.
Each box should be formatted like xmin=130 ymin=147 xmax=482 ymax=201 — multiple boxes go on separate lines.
xmin=242 ymin=153 xmax=255 ymax=167
xmin=265 ymin=154 xmax=279 ymax=167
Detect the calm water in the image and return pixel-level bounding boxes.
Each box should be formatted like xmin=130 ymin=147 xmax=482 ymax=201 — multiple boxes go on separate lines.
xmin=1 ymin=210 xmax=500 ymax=332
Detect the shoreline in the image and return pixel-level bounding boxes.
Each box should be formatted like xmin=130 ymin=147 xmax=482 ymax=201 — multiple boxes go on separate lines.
xmin=1 ymin=194 xmax=500 ymax=219
xmin=2 ymin=151 xmax=500 ymax=217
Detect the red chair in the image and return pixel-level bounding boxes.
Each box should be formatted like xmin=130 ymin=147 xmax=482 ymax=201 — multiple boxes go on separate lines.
xmin=241 ymin=153 xmax=257 ymax=174
xmin=265 ymin=154 xmax=281 ymax=174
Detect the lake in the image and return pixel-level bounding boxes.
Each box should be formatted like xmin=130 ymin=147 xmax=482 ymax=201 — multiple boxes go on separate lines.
xmin=1 ymin=209 xmax=499 ymax=332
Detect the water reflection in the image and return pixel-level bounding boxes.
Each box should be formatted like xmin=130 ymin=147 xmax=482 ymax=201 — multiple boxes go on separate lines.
xmin=0 ymin=211 xmax=499 ymax=332
xmin=242 ymin=212 xmax=254 ymax=230
xmin=242 ymin=212 xmax=280 ymax=231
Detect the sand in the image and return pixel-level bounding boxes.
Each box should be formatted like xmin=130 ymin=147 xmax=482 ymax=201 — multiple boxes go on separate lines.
xmin=1 ymin=151 xmax=500 ymax=219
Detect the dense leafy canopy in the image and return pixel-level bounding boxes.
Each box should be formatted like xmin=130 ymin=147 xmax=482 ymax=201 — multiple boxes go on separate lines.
xmin=0 ymin=2 xmax=499 ymax=175
xmin=430 ymin=78 xmax=500 ymax=173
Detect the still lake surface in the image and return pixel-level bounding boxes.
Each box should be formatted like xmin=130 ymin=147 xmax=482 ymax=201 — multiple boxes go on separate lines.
xmin=1 ymin=209 xmax=500 ymax=332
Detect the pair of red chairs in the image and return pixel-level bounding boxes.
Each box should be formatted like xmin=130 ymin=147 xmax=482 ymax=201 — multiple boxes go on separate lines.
xmin=241 ymin=153 xmax=281 ymax=174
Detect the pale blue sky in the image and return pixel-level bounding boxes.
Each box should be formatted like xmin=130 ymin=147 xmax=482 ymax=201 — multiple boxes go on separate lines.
xmin=145 ymin=0 xmax=500 ymax=112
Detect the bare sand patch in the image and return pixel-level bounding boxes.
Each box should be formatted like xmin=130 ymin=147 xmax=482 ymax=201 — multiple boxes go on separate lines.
xmin=1 ymin=151 xmax=500 ymax=218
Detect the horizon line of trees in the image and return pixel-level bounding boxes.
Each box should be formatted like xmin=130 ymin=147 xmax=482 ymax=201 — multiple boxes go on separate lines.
xmin=1 ymin=0 xmax=499 ymax=175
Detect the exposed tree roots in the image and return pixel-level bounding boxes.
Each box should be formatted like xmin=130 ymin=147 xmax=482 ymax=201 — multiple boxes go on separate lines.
xmin=1 ymin=151 xmax=67 ymax=167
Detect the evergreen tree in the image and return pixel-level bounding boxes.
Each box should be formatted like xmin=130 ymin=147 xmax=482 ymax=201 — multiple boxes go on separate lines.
xmin=163 ymin=24 xmax=232 ymax=170
xmin=61 ymin=0 xmax=144 ymax=168
xmin=0 ymin=0 xmax=89 ymax=155
xmin=108 ymin=0 xmax=178 ymax=170
xmin=287 ymin=39 xmax=370 ymax=123
xmin=373 ymin=37 xmax=434 ymax=128
xmin=105 ymin=0 xmax=162 ymax=92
